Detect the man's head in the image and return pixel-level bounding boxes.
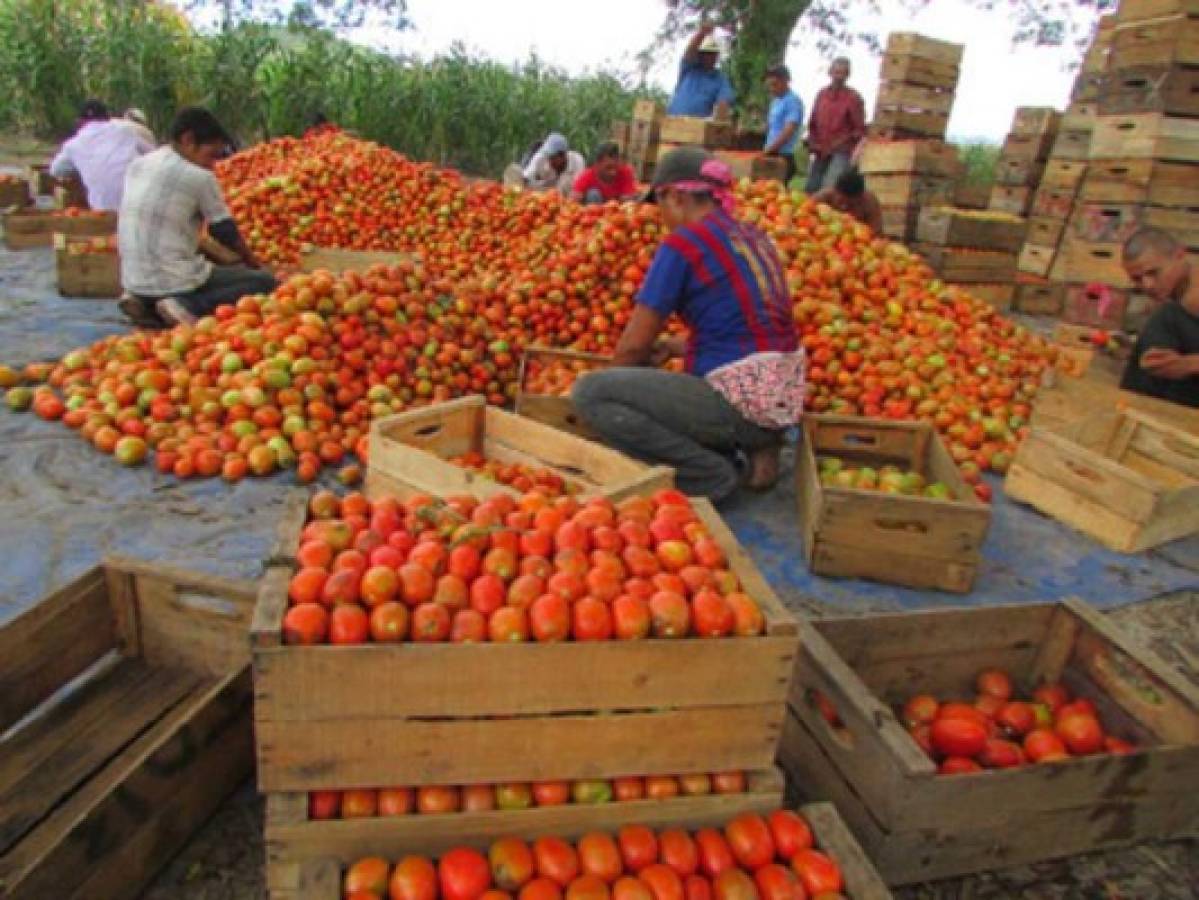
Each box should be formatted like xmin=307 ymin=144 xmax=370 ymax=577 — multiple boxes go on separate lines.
xmin=698 ymin=34 xmax=721 ymax=71
xmin=594 ymin=142 xmax=622 ymax=181
xmin=79 ymin=99 xmax=109 ymax=124
xmin=1123 ymin=228 xmax=1191 ymax=303
xmin=764 ymin=64 xmax=790 ymax=98
xmin=831 ymin=168 xmax=866 ymax=207
xmin=829 ymin=57 xmax=851 ymax=88
xmin=543 ymin=132 xmax=570 ymax=174
xmin=649 ymin=146 xmax=726 ymax=230
xmin=170 ymin=107 xmax=233 ymax=170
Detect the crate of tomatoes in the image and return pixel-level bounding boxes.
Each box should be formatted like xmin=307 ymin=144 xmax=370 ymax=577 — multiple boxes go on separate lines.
xmin=269 ymin=804 xmax=892 ymax=900
xmin=252 ymin=487 xmax=799 ymax=793
xmin=779 ymin=599 xmax=1199 ymax=884
xmin=515 ymin=347 xmax=610 ymax=439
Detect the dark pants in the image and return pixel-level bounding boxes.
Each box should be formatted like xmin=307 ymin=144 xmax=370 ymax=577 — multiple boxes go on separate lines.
xmin=572 ymin=368 xmax=779 ymax=502
xmin=805 ymin=151 xmax=851 ymax=194
xmin=170 ymin=265 xmax=278 ymax=317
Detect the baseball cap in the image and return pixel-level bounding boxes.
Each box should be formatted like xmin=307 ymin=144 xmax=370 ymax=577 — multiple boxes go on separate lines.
xmin=699 ymin=36 xmax=721 ymax=54
xmin=644 ymin=146 xmax=717 ymax=202
xmin=765 ymin=64 xmax=791 ymax=80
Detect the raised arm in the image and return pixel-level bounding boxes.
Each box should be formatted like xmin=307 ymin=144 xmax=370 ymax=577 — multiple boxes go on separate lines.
xmin=682 ymin=22 xmax=715 ymax=67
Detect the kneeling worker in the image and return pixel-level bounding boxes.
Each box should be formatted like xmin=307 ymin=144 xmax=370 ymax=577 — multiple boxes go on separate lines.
xmin=119 ymin=107 xmax=276 ymax=326
xmin=571 ymin=143 xmax=638 ymax=205
xmin=812 ymin=168 xmax=882 ymax=234
xmin=1120 ymin=227 xmax=1199 ymax=407
xmin=522 ymin=133 xmax=586 ymax=196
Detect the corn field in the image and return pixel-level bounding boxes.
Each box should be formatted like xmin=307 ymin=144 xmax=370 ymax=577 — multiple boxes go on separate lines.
xmin=0 ymin=0 xmax=655 ymax=176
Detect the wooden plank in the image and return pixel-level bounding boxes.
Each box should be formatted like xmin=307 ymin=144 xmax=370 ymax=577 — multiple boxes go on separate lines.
xmin=1117 ymin=0 xmax=1199 ymax=24
xmin=1071 ymin=202 xmax=1144 ymax=243
xmin=256 ymin=704 xmax=784 ymax=792
xmin=988 ymin=185 xmax=1033 ymax=216
xmin=1015 ymin=279 xmax=1065 ymax=315
xmin=1110 ymin=15 xmax=1199 ymax=67
xmin=1028 ymin=604 xmax=1082 ymax=685
xmin=952 ymin=282 xmax=1014 ymax=311
xmin=886 ymin=32 xmax=965 ymax=65
xmin=1090 ymin=113 xmax=1199 ymax=160
xmin=299 ymin=247 xmax=411 ymax=273
xmin=1056 ymin=237 xmax=1133 ymax=288
xmin=871 ymin=108 xmax=948 ymax=139
xmin=1018 ymin=242 xmax=1059 ymax=277
xmin=0 ymin=566 xmax=114 ymax=733
xmin=916 ymin=206 xmax=1027 ymax=251
xmin=251 ymin=566 xmax=292 ymax=649
xmin=914 ymin=244 xmax=1017 ymax=282
xmin=798 ymin=804 xmax=894 ymax=899
xmin=993 ymin=156 xmax=1045 ymax=187
xmin=1001 ymin=131 xmax=1057 ymax=162
xmin=876 ymin=81 xmax=955 ymax=116
xmin=1099 ymin=64 xmax=1199 ymax=117
xmin=866 ymin=174 xmax=954 ymax=207
xmin=1011 ymin=106 xmax=1062 ymax=136
xmin=857 ymin=139 xmax=960 ymax=176
xmin=878 ymin=55 xmax=960 ymax=91
xmin=658 ymin=117 xmax=732 ymax=148
xmin=1051 ymin=127 xmax=1094 ymax=160
xmin=1041 ymin=159 xmax=1088 ymax=190
xmin=1081 ymin=158 xmax=1199 ymax=206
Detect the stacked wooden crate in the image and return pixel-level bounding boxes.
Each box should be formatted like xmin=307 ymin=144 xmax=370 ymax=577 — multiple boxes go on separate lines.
xmin=914 ymin=206 xmax=1027 ymax=310
xmin=858 ymin=140 xmax=961 ymax=242
xmin=626 ymin=100 xmax=663 ymax=182
xmin=1054 ymin=0 xmax=1198 ymax=330
xmin=872 ymin=33 xmax=964 ymax=140
xmin=991 ymin=107 xmax=1061 ymax=219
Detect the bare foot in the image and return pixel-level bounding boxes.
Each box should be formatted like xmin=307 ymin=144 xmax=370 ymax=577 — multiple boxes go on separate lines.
xmin=745 ymin=446 xmax=780 ymax=491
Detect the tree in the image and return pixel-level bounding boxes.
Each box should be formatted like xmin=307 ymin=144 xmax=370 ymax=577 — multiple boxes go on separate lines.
xmin=651 ymin=0 xmax=1118 ymax=119
xmin=182 ymin=0 xmax=410 ymax=32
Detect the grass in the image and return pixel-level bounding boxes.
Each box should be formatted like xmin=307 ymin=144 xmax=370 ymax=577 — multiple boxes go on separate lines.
xmin=954 ymin=140 xmax=1001 ymax=186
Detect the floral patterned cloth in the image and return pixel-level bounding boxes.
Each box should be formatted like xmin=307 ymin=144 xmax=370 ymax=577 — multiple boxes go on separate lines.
xmin=705 ymin=349 xmax=806 ymax=430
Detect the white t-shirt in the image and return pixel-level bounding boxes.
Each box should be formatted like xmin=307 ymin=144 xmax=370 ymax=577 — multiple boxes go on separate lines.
xmin=48 ymin=120 xmax=154 ymax=211
xmin=523 ymin=149 xmax=586 ymax=194
xmin=118 ymin=147 xmax=232 ymax=296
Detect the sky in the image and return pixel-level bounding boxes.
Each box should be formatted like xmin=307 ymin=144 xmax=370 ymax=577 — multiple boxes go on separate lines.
xmin=365 ymin=0 xmax=1101 ymax=141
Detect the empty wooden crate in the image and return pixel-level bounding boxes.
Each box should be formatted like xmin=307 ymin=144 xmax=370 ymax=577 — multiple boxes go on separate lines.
xmin=1007 ymin=409 xmax=1199 ymax=552
xmin=797 ymin=415 xmax=991 ymax=593
xmin=514 ymin=346 xmax=610 ymax=439
xmin=780 ymin=599 xmax=1199 ymax=884
xmin=366 ymin=395 xmax=672 ymax=502
xmin=0 ymin=558 xmax=257 ymax=900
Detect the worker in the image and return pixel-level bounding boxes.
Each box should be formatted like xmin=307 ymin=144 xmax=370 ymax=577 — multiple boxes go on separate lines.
xmin=812 ymin=169 xmax=882 ymax=234
xmin=571 ymin=143 xmax=639 ymax=205
xmin=522 ymin=132 xmax=586 ymax=195
xmin=48 ymin=99 xmax=154 ymax=211
xmin=572 ymin=147 xmax=804 ymax=501
xmin=805 ymin=57 xmax=866 ymax=194
xmin=667 ymin=24 xmax=735 ymax=119
xmin=762 ymin=64 xmax=804 ymax=185
xmin=1119 ymin=228 xmax=1199 ymax=407
xmin=118 ymin=107 xmax=276 ymax=327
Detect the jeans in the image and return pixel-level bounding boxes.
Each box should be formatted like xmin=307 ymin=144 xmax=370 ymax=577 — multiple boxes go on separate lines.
xmin=582 ymin=188 xmax=605 ymax=205
xmin=170 ymin=265 xmax=278 ymax=317
xmin=805 ymin=150 xmax=851 ymax=194
xmin=572 ymin=367 xmax=779 ymax=502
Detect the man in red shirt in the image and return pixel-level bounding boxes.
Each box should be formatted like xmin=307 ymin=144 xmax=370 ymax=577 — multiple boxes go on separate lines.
xmin=572 ymin=142 xmax=638 ymax=204
xmin=804 ymin=57 xmax=866 ymax=195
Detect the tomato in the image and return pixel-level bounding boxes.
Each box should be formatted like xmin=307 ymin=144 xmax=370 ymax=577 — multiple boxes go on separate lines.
xmin=639 ymin=864 xmax=684 ymax=900
xmin=767 ymin=810 xmax=813 ymax=858
xmin=694 ymin=829 xmax=735 ymax=879
xmin=491 ymin=838 xmax=536 ymax=891
xmin=657 ymin=829 xmax=698 ymax=878
xmin=712 ymin=868 xmax=757 ymax=900
xmin=308 ymin=789 xmax=341 ymax=819
xmin=566 ymin=876 xmax=611 ymax=900
xmin=996 ymin=700 xmax=1037 ymax=738
xmin=618 ymin=825 xmax=659 ymax=873
xmin=975 ymin=668 xmax=1013 ymax=701
xmin=930 ymin=717 xmax=988 ymax=758
xmin=901 ymin=694 xmax=939 ymax=728
xmin=683 ymin=875 xmax=712 ymax=900
xmin=1032 ymin=683 xmax=1070 ymax=714
xmin=613 ymin=877 xmax=655 ymax=900
xmin=532 ymin=781 xmax=572 ymax=806
xmin=440 ymin=847 xmax=493 ymax=900
xmin=578 ymin=832 xmax=623 ymax=883
xmin=534 ymin=837 xmax=580 ymax=887
xmin=1055 ymin=712 xmax=1105 ymax=755
xmin=754 ymin=864 xmax=802 ymax=900
xmin=724 ymin=813 xmax=775 ymax=869
xmin=790 ymin=849 xmax=843 ymax=895
xmin=1023 ymin=727 xmax=1069 ymax=763
xmin=345 ymin=857 xmax=389 ymax=897
xmin=378 ymin=787 xmax=414 ymax=816
xmin=939 ymin=755 xmax=983 ymax=775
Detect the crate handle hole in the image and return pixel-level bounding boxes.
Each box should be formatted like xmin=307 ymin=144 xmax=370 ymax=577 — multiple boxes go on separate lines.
xmin=873 ymin=518 xmax=929 ymax=534
xmin=840 ymin=433 xmax=878 ymax=447
xmin=412 ymin=423 xmax=444 ymax=439
xmin=1064 ymin=460 xmax=1103 ymax=483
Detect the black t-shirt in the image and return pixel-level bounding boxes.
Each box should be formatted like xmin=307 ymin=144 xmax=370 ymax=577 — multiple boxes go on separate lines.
xmin=1120 ymin=301 xmax=1199 ymax=408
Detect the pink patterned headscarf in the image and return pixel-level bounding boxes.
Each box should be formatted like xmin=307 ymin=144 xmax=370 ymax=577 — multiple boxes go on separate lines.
xmin=668 ymin=158 xmax=737 ymax=215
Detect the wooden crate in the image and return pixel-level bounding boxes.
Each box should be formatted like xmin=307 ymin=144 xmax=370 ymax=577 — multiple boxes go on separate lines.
xmin=1026 ymin=215 xmax=1067 ymax=247
xmin=879 ymin=54 xmax=959 ymax=91
xmin=879 ymin=204 xmax=920 ymax=242
xmin=1090 ymin=113 xmax=1199 ymax=160
xmin=871 ymin=108 xmax=949 ymax=139
xmin=1061 ymin=101 xmax=1098 ymax=132
xmin=951 ymin=282 xmax=1015 ymax=311
xmin=916 ymin=206 xmax=1026 ymax=252
xmin=0 ymin=558 xmax=256 ymax=900
xmin=0 ymin=177 xmax=31 ymax=209
xmin=1011 ymin=106 xmax=1062 ymax=136
xmin=1072 ymin=70 xmax=1107 ymax=102
xmin=993 ymin=156 xmax=1045 ymax=187
xmin=886 ymin=32 xmax=965 ymax=65
xmin=269 ymin=801 xmax=893 ymax=900
xmin=366 ymin=396 xmax=672 ymax=502
xmin=796 ymin=415 xmax=991 ymax=593
xmin=1 ymin=210 xmax=116 ymax=250
xmin=252 ymin=494 xmax=799 ymax=793
xmin=1062 ymin=281 xmax=1133 ymax=330
xmin=952 ymin=181 xmax=991 ymax=210
xmin=1041 ymin=159 xmax=1088 ymax=190
xmin=632 ymin=99 xmax=663 ymax=124
xmin=1055 ymin=238 xmax=1132 ymax=289
xmin=298 ymin=247 xmax=411 ymax=273
xmin=1099 ymin=64 xmax=1199 ymax=117
xmin=54 ymin=234 xmax=120 ymax=299
xmin=779 ymin=598 xmax=1199 ymax=885
xmin=658 ymin=117 xmax=732 ymax=149
xmin=1144 ymin=205 xmax=1199 ymax=247
xmin=1080 ymin=158 xmax=1199 ymax=206
xmin=26 ymin=164 xmax=54 ymax=196
xmin=1008 ymin=409 xmax=1199 ymax=550
xmin=988 ymin=185 xmax=1034 ymax=216
xmin=1071 ymin=203 xmax=1144 ymax=243
xmin=1031 ymin=184 xmax=1080 ymax=219
xmin=875 ymin=81 xmax=955 ymax=117
xmin=867 ymin=173 xmax=953 ymax=206
xmin=1051 ymin=128 xmax=1094 ymax=160
xmin=1000 ymin=131 xmax=1056 ymax=162
xmin=1117 ymin=0 xmax=1199 ymax=24
xmin=1015 ymin=278 xmax=1066 ymax=315
xmin=1017 ymin=243 xmax=1059 ymax=278
xmin=1110 ymin=14 xmax=1199 ymax=68
xmin=514 ymin=346 xmax=609 ymax=439
xmin=51 ymin=176 xmax=88 ymax=210
xmin=857 ymin=139 xmax=960 ymax=176
xmin=914 ymin=245 xmax=1016 ymax=282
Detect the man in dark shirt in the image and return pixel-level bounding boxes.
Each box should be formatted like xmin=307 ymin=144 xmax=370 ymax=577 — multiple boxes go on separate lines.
xmin=812 ymin=169 xmax=883 ymax=234
xmin=1120 ymin=227 xmax=1199 ymax=408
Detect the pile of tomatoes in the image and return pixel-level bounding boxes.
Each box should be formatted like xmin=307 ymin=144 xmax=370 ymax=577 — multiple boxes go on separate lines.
xmin=450 ymin=451 xmax=579 ymax=498
xmin=310 ymin=772 xmax=750 ymax=820
xmin=898 ymin=668 xmax=1136 ymax=774
xmin=342 ymin=810 xmax=846 ymax=900
xmin=284 ymin=487 xmax=767 ymax=646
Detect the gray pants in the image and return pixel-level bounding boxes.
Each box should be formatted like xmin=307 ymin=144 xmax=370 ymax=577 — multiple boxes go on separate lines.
xmin=805 ymin=150 xmax=851 ymax=194
xmin=171 ymin=265 xmax=278 ymax=317
xmin=572 ymin=367 xmax=779 ymax=502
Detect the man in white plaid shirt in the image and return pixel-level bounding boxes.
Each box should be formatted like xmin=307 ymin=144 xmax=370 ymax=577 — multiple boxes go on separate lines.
xmin=119 ymin=107 xmax=276 ymax=326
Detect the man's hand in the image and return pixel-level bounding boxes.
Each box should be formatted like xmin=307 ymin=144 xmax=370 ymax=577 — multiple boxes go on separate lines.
xmin=651 ymin=335 xmax=686 ymax=367
xmin=1141 ymin=348 xmax=1199 ymax=380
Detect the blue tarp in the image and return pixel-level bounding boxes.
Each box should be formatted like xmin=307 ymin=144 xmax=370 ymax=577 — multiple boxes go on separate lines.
xmin=3 ymin=243 xmax=1199 ymax=619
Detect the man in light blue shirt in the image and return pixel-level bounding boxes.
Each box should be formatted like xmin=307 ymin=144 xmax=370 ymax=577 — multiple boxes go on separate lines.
xmin=763 ymin=64 xmax=804 ymax=185
xmin=667 ymin=24 xmax=735 ymax=119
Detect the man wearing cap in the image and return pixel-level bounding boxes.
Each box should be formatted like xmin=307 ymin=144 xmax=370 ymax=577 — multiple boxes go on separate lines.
xmin=572 ymin=147 xmax=804 ymax=501
xmin=762 ymin=64 xmax=804 ymax=185
xmin=667 ymin=24 xmax=735 ymax=119
xmin=48 ymin=99 xmax=154 ymax=211
xmin=805 ymin=57 xmax=866 ymax=194
xmin=522 ymin=132 xmax=586 ymax=195
xmin=119 ymin=107 xmax=276 ymax=327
